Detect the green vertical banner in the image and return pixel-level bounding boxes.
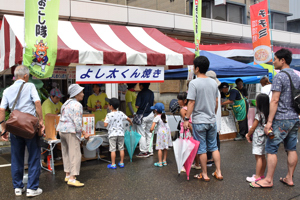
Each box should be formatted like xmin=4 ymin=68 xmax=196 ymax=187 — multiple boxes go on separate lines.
xmin=193 ymin=0 xmax=202 ymax=57
xmin=23 ymin=0 xmax=60 ymax=79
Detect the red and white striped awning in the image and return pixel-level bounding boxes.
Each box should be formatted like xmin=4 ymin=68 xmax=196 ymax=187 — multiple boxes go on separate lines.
xmin=0 ymin=15 xmax=194 ymax=72
xmin=172 ymin=38 xmax=300 ymax=59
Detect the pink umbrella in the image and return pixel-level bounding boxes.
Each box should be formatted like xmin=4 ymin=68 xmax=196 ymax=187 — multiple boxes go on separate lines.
xmin=183 ymin=136 xmax=200 ymax=180
xmin=275 ymin=69 xmax=300 ymax=77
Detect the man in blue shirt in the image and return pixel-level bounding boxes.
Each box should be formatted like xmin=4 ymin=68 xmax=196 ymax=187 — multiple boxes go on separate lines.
xmin=135 ymin=83 xmax=154 ymax=158
xmin=251 ymin=49 xmax=300 ymax=188
xmin=0 ymin=65 xmax=44 ymax=197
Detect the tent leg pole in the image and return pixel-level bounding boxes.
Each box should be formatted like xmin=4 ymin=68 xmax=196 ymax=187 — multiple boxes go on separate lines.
xmin=3 ymin=75 xmax=6 ymax=88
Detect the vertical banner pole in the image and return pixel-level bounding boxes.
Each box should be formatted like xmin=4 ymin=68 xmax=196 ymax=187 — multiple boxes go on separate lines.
xmin=193 ymin=0 xmax=202 ymax=57
xmin=268 ymin=0 xmax=275 ymax=80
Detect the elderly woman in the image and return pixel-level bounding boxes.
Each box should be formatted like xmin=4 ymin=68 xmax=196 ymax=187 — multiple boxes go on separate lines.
xmin=57 ymin=84 xmax=88 ymax=187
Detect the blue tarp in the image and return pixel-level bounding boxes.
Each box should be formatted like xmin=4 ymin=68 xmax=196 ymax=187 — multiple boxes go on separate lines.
xmin=164 ymin=51 xmax=269 ymax=80
xmin=219 ymin=74 xmax=272 ymax=84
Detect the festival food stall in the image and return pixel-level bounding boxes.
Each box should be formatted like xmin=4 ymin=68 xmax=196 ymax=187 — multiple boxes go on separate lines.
xmin=0 ymin=14 xmax=194 ymax=173
xmin=165 ymin=50 xmax=269 ymax=140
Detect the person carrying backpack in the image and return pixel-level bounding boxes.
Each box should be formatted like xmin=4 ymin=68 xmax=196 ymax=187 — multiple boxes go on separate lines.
xmin=250 ymin=48 xmax=300 ymax=188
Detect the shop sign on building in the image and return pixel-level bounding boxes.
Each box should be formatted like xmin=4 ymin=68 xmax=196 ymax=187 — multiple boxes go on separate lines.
xmin=51 ymin=67 xmax=67 ymax=79
xmin=215 ymin=0 xmax=226 ymax=6
xmin=68 ymin=68 xmax=76 ymax=79
xmin=76 ymin=65 xmax=164 ymax=84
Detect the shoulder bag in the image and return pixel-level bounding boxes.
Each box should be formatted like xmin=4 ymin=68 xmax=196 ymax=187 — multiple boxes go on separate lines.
xmin=281 ymin=71 xmax=300 ymax=114
xmin=6 ymin=82 xmax=40 ymax=139
xmin=133 ymin=103 xmax=149 ymax=125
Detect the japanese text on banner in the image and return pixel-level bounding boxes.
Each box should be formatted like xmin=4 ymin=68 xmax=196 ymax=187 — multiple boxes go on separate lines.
xmin=250 ymin=0 xmax=272 ymax=64
xmin=76 ymin=66 xmax=164 ymax=84
xmin=23 ymin=0 xmax=60 ymax=79
xmin=193 ymin=0 xmax=202 ymax=57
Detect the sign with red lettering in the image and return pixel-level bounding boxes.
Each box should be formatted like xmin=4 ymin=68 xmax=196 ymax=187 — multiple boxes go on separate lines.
xmin=250 ymin=0 xmax=272 ymax=64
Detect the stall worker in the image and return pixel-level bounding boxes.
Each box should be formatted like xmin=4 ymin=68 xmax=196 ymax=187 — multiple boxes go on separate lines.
xmin=235 ymin=78 xmax=248 ymax=99
xmin=57 ymin=84 xmax=89 ymax=187
xmin=42 ymin=88 xmax=63 ymax=123
xmin=125 ymin=83 xmax=137 ymax=118
xmin=221 ymin=82 xmax=248 ymax=141
xmin=87 ymin=84 xmax=108 ymax=124
xmin=41 ymin=88 xmax=64 ymax=161
xmin=118 ymin=83 xmax=127 ymax=113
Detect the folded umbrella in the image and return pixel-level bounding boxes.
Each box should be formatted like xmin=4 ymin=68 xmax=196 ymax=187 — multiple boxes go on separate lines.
xmin=173 ymin=137 xmax=195 ymax=174
xmin=124 ymin=126 xmax=141 ymax=162
xmin=184 ymin=136 xmax=200 ymax=180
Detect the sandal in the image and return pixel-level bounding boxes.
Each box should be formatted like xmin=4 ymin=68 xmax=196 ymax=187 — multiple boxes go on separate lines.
xmin=212 ymin=171 xmax=223 ymax=181
xmin=154 ymin=162 xmax=163 ymax=167
xmin=162 ymin=161 xmax=167 ymax=166
xmin=107 ymin=164 xmax=117 ymax=169
xmin=194 ymin=173 xmax=210 ymax=182
xmin=118 ymin=163 xmax=125 ymax=168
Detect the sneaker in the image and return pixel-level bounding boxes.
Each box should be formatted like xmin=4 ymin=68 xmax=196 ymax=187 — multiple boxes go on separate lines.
xmin=107 ymin=164 xmax=117 ymax=169
xmin=67 ymin=180 xmax=84 ymax=187
xmin=191 ymin=164 xmax=201 ymax=170
xmin=207 ymin=160 xmax=215 ymax=165
xmin=147 ymin=152 xmax=154 ymax=156
xmin=246 ymin=174 xmax=259 ymax=183
xmin=15 ymin=187 xmax=25 ymax=196
xmin=207 ymin=163 xmax=212 ymax=167
xmin=26 ymin=188 xmax=43 ymax=197
xmin=65 ymin=176 xmax=76 ymax=182
xmin=136 ymin=152 xmax=150 ymax=158
xmin=234 ymin=134 xmax=245 ymax=141
xmin=181 ymin=166 xmax=186 ymax=173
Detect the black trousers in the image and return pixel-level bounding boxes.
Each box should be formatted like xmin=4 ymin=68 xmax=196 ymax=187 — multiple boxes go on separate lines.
xmin=238 ymin=101 xmax=249 ymax=137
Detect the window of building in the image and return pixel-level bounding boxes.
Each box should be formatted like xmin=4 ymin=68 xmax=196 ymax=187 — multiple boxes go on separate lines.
xmin=271 ymin=13 xmax=287 ymax=31
xmin=228 ymin=4 xmax=243 ymax=24
xmin=189 ymin=0 xmax=245 ymax=24
xmin=213 ymin=4 xmax=226 ymax=21
xmin=202 ymin=1 xmax=211 ymax=18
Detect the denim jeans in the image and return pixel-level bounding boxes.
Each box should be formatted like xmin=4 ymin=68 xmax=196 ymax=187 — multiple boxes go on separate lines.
xmin=192 ymin=123 xmax=218 ymax=154
xmin=265 ymin=119 xmax=299 ymax=154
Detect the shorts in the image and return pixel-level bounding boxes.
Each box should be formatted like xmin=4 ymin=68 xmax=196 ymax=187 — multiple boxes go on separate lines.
xmin=252 ymin=132 xmax=266 ymax=155
xmin=265 ymin=119 xmax=299 ymax=154
xmin=109 ymin=136 xmax=125 ymax=152
xmin=192 ymin=123 xmax=218 ymax=154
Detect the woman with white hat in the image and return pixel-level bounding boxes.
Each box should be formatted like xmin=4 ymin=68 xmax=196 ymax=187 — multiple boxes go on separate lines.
xmin=57 ymin=84 xmax=89 ymax=187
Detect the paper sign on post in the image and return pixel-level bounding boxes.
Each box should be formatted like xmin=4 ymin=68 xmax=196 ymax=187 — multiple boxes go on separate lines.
xmin=83 ymin=117 xmax=95 ymax=136
xmin=76 ymin=65 xmax=164 ymax=84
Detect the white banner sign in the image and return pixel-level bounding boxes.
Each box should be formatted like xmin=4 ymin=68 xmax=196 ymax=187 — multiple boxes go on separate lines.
xmin=215 ymin=0 xmax=226 ymax=6
xmin=76 ymin=65 xmax=164 ymax=84
xmin=83 ymin=117 xmax=95 ymax=136
xmin=187 ymin=65 xmax=194 ymax=80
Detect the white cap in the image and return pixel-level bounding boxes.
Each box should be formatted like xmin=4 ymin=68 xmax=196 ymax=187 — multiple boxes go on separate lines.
xmin=68 ymin=84 xmax=84 ymax=98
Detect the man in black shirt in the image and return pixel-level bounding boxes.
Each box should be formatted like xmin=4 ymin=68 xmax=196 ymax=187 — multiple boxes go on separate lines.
xmin=221 ymin=82 xmax=248 ymax=141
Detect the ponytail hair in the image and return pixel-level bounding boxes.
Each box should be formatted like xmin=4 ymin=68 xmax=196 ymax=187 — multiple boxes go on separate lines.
xmin=161 ymin=113 xmax=167 ymax=123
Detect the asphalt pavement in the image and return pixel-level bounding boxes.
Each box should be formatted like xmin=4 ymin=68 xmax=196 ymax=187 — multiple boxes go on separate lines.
xmin=0 ymin=139 xmax=300 ymax=200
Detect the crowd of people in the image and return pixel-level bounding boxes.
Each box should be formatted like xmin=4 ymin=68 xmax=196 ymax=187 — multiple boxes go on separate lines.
xmin=0 ymin=48 xmax=299 ymax=196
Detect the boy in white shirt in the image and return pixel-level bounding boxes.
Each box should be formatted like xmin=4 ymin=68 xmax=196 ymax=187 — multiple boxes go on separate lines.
xmin=104 ymin=98 xmax=132 ymax=169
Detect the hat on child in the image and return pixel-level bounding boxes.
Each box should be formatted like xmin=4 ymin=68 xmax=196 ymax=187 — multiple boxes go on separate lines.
xmin=68 ymin=84 xmax=84 ymax=98
xmin=105 ymin=98 xmax=120 ymax=109
xmin=150 ymin=103 xmax=165 ymax=113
